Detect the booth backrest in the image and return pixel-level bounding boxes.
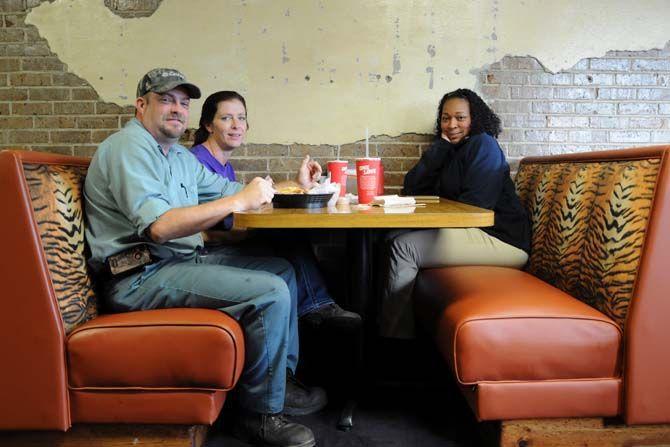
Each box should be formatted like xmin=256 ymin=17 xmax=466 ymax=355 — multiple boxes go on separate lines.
xmin=515 ymin=154 xmax=660 ymax=329
xmin=23 ymin=162 xmax=98 ymax=334
xmin=515 ymin=146 xmax=670 ymax=424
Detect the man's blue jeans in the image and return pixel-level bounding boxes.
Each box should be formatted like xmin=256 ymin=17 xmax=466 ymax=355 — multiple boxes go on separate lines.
xmin=102 ymin=246 xmax=299 ymax=415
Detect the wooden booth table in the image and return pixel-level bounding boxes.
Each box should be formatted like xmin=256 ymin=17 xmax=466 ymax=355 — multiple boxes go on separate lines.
xmin=233 ymin=198 xmax=494 ymax=430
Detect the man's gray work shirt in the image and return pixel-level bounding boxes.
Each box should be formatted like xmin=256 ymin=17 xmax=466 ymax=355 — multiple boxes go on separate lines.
xmin=84 ymin=118 xmax=243 ymax=273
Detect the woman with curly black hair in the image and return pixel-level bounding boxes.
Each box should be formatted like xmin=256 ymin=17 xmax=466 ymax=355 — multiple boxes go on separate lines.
xmin=379 ymin=88 xmax=531 ymax=339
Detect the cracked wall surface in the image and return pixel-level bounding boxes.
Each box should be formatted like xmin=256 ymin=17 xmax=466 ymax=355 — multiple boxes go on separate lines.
xmin=24 ymin=0 xmax=670 ymax=145
xmin=0 ymin=0 xmax=669 ymax=191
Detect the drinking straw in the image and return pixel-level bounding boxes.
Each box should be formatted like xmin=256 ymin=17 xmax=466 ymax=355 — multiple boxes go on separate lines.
xmin=365 ymin=127 xmax=369 ymax=158
xmin=337 ymin=145 xmax=340 ymax=160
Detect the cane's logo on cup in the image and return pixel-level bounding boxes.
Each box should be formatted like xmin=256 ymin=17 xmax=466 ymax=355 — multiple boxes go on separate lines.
xmin=356 ymin=158 xmax=381 ymax=204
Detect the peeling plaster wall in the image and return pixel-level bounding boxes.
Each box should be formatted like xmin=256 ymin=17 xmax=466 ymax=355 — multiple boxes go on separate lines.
xmin=24 ymin=0 xmax=670 ymax=145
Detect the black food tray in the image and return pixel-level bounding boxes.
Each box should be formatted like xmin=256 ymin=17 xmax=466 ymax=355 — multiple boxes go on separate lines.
xmin=272 ymin=193 xmax=333 ymax=209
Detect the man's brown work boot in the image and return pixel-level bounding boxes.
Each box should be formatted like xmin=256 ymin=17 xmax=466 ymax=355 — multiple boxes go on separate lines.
xmin=233 ymin=410 xmax=316 ymax=447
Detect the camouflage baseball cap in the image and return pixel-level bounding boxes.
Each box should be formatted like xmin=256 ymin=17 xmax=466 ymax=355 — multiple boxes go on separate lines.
xmin=136 ymin=68 xmax=201 ymax=99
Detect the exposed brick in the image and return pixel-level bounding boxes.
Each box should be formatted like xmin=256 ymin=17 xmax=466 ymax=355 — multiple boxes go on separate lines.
xmin=29 ymin=145 xmax=74 ymax=155
xmin=480 ymin=84 xmax=510 ymax=99
xmin=589 ymin=117 xmax=628 ymax=128
xmin=501 ymin=56 xmax=543 ymax=70
xmin=524 ymin=130 xmax=567 ymax=142
xmin=394 ymin=133 xmax=433 ymax=143
xmin=589 ymin=58 xmax=630 ymax=71
xmin=9 ymin=130 xmax=49 ymax=144
xmin=35 ymin=116 xmax=77 ymax=128
xmin=553 ymin=88 xmax=596 ymax=100
xmin=10 ymin=43 xmax=52 ymax=57
xmin=629 ymin=117 xmax=664 ymax=129
xmin=573 ymin=73 xmax=615 ymax=85
xmin=510 ymin=86 xmax=553 ymax=99
xmin=377 ymin=158 xmax=404 ymax=171
xmin=21 ymin=57 xmax=66 ymax=71
xmin=29 ymin=87 xmax=70 ymax=101
xmin=618 ymin=103 xmax=657 ymax=115
xmin=91 ymin=130 xmax=117 ymax=143
xmin=120 ymin=115 xmax=134 ymax=126
xmin=96 ymin=102 xmax=133 ymax=114
xmin=609 ymin=130 xmax=651 ymax=143
xmin=77 ymin=116 xmax=119 ymax=129
xmin=500 ymin=114 xmax=547 ymax=129
xmin=569 ymin=59 xmax=589 ymax=71
xmin=0 ymin=87 xmax=27 ymax=100
xmin=0 ymin=103 xmax=9 ymax=115
xmin=660 ymin=104 xmax=670 ymax=115
xmin=652 ymin=131 xmax=670 ymax=143
xmin=0 ymin=0 xmax=25 ymax=13
xmin=485 ymin=71 xmax=529 ymax=85
xmin=491 ymin=100 xmax=531 ymax=113
xmin=12 ymin=101 xmax=52 ymax=115
xmin=73 ymin=145 xmax=99 ymax=157
xmin=615 ymin=73 xmax=658 ymax=86
xmin=632 ymin=59 xmax=670 ymax=71
xmin=0 ymin=116 xmax=33 ymax=129
xmin=575 ymin=102 xmax=616 ymax=115
xmin=377 ymin=144 xmax=421 ymax=158
xmin=241 ymin=172 xmax=279 ymax=183
xmin=52 ymin=72 xmax=89 ymax=87
xmin=3 ymin=14 xmax=25 ymax=28
xmin=72 ymin=87 xmax=99 ymax=100
xmin=0 ymin=28 xmax=24 ymax=42
xmin=0 ymin=58 xmax=21 ymax=72
xmin=245 ymin=144 xmax=289 ymax=157
xmin=568 ymin=130 xmax=608 ymax=143
xmin=637 ymin=88 xmax=670 ymax=101
xmin=54 ymin=101 xmax=95 ymax=115
xmin=547 ymin=116 xmax=589 ymax=128
xmin=339 ymin=143 xmax=368 ymax=157
xmin=597 ymin=88 xmax=636 ymax=100
xmin=232 ymin=158 xmax=268 ymax=172
xmin=527 ymin=73 xmax=571 ymax=85
xmin=269 ymin=158 xmax=307 ymax=172
xmin=289 ymin=144 xmax=335 ymax=158
xmin=51 ymin=130 xmax=91 ymax=144
xmin=24 ymin=27 xmax=46 ymax=43
xmin=10 ymin=72 xmax=52 ymax=86
xmin=532 ymin=101 xmax=574 ymax=114
xmin=0 ymin=74 xmax=6 ymax=86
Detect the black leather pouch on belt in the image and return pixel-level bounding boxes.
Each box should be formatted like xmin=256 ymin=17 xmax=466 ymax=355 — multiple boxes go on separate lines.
xmin=105 ymin=244 xmax=154 ymax=279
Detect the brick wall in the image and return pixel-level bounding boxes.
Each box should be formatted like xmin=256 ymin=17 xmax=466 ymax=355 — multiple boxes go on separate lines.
xmin=4 ymin=1 xmax=669 ymax=191
xmin=2 ymin=0 xmax=669 ymax=301
xmin=480 ymin=48 xmax=670 ymax=172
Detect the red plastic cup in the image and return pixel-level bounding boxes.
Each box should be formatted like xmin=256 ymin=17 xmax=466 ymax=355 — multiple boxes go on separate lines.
xmin=327 ymin=160 xmax=348 ymax=196
xmin=356 ymin=158 xmax=381 ymax=204
xmin=377 ymin=161 xmax=385 ymax=195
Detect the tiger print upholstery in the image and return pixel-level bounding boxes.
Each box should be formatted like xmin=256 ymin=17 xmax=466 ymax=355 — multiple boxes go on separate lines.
xmin=515 ymin=159 xmax=660 ymax=329
xmin=24 ymin=163 xmax=98 ymax=334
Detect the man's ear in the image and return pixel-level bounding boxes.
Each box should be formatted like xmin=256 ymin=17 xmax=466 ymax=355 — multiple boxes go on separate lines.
xmin=135 ymin=95 xmax=148 ymax=117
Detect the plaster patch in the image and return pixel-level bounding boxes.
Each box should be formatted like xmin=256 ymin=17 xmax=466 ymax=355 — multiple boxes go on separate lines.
xmin=26 ymin=0 xmax=670 ymax=144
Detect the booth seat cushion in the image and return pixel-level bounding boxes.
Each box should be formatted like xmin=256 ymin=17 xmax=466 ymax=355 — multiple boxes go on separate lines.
xmin=414 ymin=266 xmax=622 ymax=385
xmin=67 ymin=308 xmax=244 ymax=390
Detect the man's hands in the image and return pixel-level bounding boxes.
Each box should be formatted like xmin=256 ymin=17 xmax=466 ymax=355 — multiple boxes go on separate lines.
xmin=232 ymin=176 xmax=275 ymax=211
xmin=296 ymin=155 xmax=322 ymax=189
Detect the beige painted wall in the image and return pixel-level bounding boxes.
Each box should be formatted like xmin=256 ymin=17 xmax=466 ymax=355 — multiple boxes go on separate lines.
xmin=27 ymin=0 xmax=670 ymax=144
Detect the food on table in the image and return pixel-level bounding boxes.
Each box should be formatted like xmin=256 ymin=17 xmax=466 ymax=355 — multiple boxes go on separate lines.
xmin=274 ymin=180 xmax=306 ymax=194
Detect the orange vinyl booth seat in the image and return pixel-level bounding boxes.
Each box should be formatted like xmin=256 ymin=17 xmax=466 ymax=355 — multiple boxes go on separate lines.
xmin=414 ymin=146 xmax=670 ymax=425
xmin=0 ymin=150 xmax=245 ymax=431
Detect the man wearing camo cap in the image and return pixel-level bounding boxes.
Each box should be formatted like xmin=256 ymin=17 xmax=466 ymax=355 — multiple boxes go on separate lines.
xmin=84 ymin=68 xmax=322 ymax=447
